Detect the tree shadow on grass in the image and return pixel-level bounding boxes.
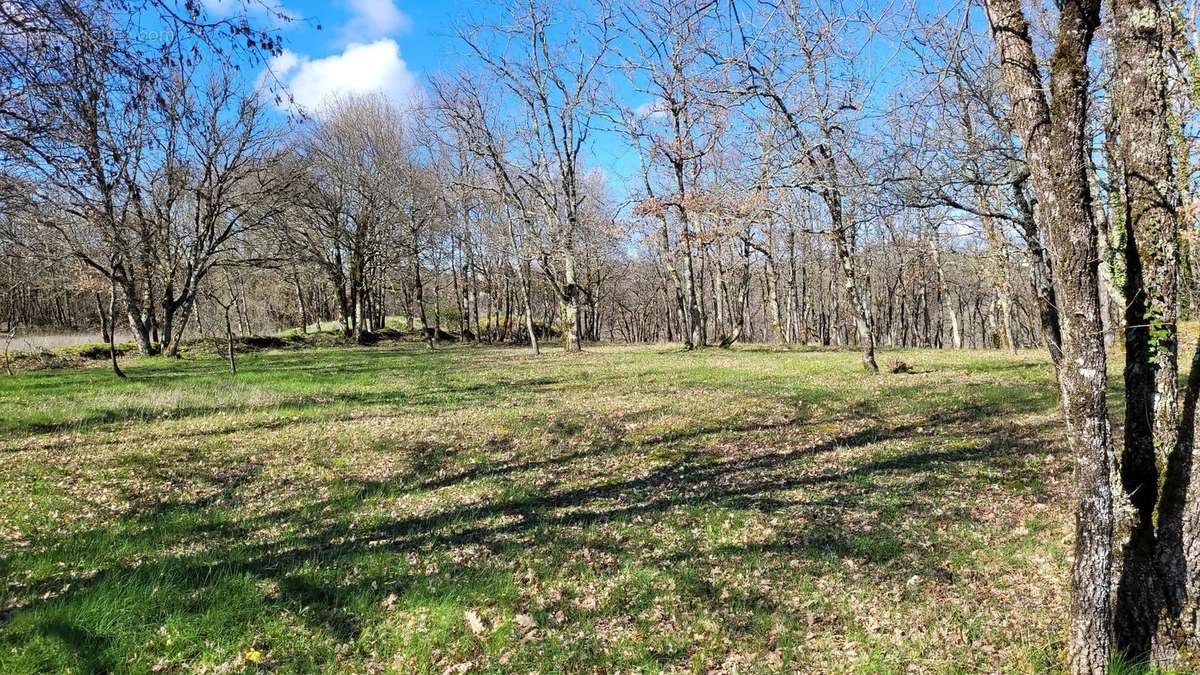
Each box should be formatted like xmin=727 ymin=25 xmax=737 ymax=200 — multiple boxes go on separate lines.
xmin=38 ymin=620 xmax=115 ymax=673
xmin=0 ymin=372 xmax=1066 ymax=671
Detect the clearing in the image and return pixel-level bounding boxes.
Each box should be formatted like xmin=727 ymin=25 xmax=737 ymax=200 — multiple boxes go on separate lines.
xmin=0 ymin=344 xmax=1072 ymax=673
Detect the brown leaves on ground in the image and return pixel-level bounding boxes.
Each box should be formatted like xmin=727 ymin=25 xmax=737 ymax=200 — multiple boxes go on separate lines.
xmin=464 ymin=609 xmax=488 ymax=636
xmin=0 ymin=345 xmax=1075 ymax=672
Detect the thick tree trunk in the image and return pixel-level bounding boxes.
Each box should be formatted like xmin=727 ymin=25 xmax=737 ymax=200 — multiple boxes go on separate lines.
xmin=1106 ymin=0 xmax=1184 ymax=662
xmin=1157 ymin=345 xmax=1200 ymax=662
xmin=559 ymin=280 xmax=582 ymax=353
xmin=984 ymin=0 xmax=1112 ymax=672
xmin=978 ymin=203 xmax=1018 ymax=353
xmin=119 ymin=277 xmax=155 ymax=356
xmin=163 ymin=289 xmax=199 ymax=358
xmin=553 ymin=206 xmax=584 ymax=354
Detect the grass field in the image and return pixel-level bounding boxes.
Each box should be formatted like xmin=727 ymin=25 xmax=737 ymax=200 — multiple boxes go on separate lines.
xmin=0 ymin=342 xmax=1077 ymax=673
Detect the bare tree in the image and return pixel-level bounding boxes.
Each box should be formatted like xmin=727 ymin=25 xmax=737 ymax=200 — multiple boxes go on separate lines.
xmin=610 ymin=0 xmax=732 ymax=349
xmin=458 ymin=0 xmax=612 ymax=352
xmin=284 ymin=95 xmax=410 ymax=343
xmin=730 ymin=0 xmax=887 ymax=371
xmin=432 ymin=75 xmax=542 ymax=354
xmin=139 ymin=74 xmax=288 ymax=356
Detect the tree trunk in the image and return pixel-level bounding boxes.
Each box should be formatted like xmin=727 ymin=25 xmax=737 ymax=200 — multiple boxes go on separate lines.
xmin=108 ymin=276 xmax=126 ymax=379
xmin=984 ymin=0 xmax=1112 ymax=671
xmin=413 ymin=241 xmax=433 ymax=350
xmin=978 ymin=201 xmax=1018 ymax=353
xmin=1107 ymin=0 xmax=1184 ymax=661
xmin=294 ymin=268 xmax=309 ymax=335
xmin=94 ymin=292 xmax=110 ymax=344
xmin=1011 ymin=170 xmax=1064 ymax=366
xmin=927 ymin=224 xmax=962 ymax=349
xmin=164 ymin=291 xmax=199 ymax=358
xmin=830 ymin=219 xmax=877 ymax=372
xmin=562 ymin=250 xmax=583 ymax=352
xmin=120 ymin=278 xmax=155 ymax=356
xmin=223 ymin=304 xmax=237 ymax=375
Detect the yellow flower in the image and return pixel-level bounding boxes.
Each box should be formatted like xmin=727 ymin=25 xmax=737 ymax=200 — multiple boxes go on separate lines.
xmin=245 ymin=648 xmax=263 ymax=664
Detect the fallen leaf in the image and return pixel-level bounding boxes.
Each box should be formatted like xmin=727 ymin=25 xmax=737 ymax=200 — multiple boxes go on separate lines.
xmin=514 ymin=613 xmax=536 ymax=632
xmin=381 ymin=593 xmax=398 ymax=610
xmin=464 ymin=609 xmax=487 ymax=636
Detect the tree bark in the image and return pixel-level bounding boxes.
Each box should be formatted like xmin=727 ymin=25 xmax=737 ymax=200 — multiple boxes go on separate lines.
xmin=984 ymin=0 xmax=1112 ymax=671
xmin=927 ymin=222 xmax=962 ymax=349
xmin=1010 ymin=169 xmax=1064 ymax=366
xmin=1106 ymin=0 xmax=1184 ymax=661
xmin=223 ymin=303 xmax=237 ymax=375
xmin=108 ymin=276 xmax=126 ymax=380
xmin=829 ymin=211 xmax=877 ymax=372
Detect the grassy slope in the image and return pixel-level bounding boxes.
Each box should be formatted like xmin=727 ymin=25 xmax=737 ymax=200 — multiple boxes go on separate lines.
xmin=0 ymin=344 xmax=1074 ymax=673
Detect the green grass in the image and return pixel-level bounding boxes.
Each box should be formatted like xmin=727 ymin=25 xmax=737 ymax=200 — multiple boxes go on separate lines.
xmin=0 ymin=343 xmax=1078 ymax=673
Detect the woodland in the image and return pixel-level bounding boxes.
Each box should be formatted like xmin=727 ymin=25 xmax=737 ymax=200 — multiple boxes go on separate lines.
xmin=2 ymin=0 xmax=1200 ymax=671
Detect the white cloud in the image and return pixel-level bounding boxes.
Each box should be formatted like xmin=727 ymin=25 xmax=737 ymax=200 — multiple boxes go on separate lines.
xmin=635 ymin=100 xmax=670 ymax=121
xmin=265 ymin=39 xmax=420 ymax=114
xmin=340 ymin=0 xmax=412 ymax=42
xmin=267 ymin=50 xmax=300 ymax=77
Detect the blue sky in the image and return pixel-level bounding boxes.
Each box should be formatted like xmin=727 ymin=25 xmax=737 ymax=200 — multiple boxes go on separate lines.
xmin=211 ymin=0 xmax=954 ymax=206
xmin=214 ymin=0 xmax=643 ymax=198
xmin=218 ymin=0 xmax=459 ymax=112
